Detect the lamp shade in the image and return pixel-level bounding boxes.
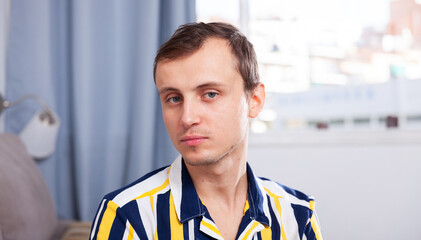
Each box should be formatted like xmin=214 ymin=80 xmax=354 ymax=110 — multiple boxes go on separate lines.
xmin=19 ymin=110 xmax=60 ymax=159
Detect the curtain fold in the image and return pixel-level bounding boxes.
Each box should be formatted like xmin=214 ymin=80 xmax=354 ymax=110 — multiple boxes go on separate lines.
xmin=6 ymin=0 xmax=195 ymax=221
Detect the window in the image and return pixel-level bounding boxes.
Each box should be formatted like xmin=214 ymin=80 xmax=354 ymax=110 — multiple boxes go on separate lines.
xmin=197 ymin=0 xmax=421 ymax=132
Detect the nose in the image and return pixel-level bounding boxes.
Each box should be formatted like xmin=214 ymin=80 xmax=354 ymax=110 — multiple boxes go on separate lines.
xmin=180 ymin=99 xmax=200 ymax=128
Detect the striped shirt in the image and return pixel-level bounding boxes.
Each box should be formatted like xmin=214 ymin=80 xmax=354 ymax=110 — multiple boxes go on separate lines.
xmin=90 ymin=156 xmax=323 ymax=240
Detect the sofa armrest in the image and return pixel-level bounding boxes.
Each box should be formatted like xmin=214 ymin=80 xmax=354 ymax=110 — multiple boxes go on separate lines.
xmin=60 ymin=222 xmax=92 ymax=240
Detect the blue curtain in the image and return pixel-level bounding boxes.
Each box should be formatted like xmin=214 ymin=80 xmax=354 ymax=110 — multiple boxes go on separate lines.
xmin=6 ymin=0 xmax=195 ymax=221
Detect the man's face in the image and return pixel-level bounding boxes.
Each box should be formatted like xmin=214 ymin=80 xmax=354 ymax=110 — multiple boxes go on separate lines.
xmin=155 ymin=38 xmax=254 ymax=166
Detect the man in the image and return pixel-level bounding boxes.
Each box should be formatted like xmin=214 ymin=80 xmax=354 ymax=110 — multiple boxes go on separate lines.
xmin=90 ymin=22 xmax=322 ymax=240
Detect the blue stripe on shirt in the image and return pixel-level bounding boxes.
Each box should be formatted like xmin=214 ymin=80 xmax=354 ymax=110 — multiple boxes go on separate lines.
xmin=156 ymin=191 xmax=171 ymax=239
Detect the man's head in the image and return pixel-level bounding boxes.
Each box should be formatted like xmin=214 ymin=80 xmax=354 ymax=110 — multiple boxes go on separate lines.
xmin=154 ymin=22 xmax=260 ymax=95
xmin=154 ymin=22 xmax=265 ymax=166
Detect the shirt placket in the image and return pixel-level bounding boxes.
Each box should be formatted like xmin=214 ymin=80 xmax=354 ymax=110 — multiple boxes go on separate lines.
xmin=198 ymin=213 xmax=266 ymax=240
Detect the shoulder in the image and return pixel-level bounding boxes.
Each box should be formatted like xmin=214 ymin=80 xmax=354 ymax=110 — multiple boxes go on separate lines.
xmin=258 ymin=177 xmax=315 ymax=209
xmin=103 ymin=165 xmax=171 ymax=208
xmin=90 ymin=166 xmax=172 ymax=239
xmin=258 ymin=177 xmax=323 ymax=240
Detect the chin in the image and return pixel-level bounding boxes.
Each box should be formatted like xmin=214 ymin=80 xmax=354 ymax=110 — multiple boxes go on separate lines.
xmin=184 ymin=158 xmax=218 ymax=167
xmin=181 ymin=151 xmax=221 ymax=167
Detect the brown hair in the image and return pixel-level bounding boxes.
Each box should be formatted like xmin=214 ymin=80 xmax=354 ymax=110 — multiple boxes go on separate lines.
xmin=153 ymin=22 xmax=260 ymax=93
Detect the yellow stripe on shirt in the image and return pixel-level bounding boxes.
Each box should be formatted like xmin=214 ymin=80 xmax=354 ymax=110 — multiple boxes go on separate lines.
xmin=132 ymin=166 xmax=171 ymax=202
xmin=309 ymin=201 xmax=323 ymax=240
xmin=127 ymin=225 xmax=134 ymax=240
xmin=97 ymin=201 xmax=119 ymax=240
xmin=265 ymin=188 xmax=287 ymax=240
xmin=170 ymin=193 xmax=184 ymax=239
xmin=309 ymin=200 xmax=315 ymax=212
xmin=148 ymin=195 xmax=159 ymax=240
xmin=150 ymin=196 xmax=155 ymax=213
xmin=276 ymin=198 xmax=287 ymax=240
xmin=260 ymin=225 xmax=272 ymax=240
xmin=310 ymin=214 xmax=323 ymax=240
xmin=264 ymin=188 xmax=284 ymax=199
xmin=132 ymin=178 xmax=170 ymax=201
xmin=154 ymin=229 xmax=159 ymax=240
xmin=201 ymin=220 xmax=223 ymax=238
xmin=243 ymin=199 xmax=250 ymax=215
xmin=241 ymin=221 xmax=260 ymax=240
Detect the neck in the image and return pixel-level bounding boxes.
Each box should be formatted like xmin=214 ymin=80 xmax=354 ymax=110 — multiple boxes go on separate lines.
xmin=185 ymin=140 xmax=249 ymax=207
xmin=184 ymin=137 xmax=250 ymax=240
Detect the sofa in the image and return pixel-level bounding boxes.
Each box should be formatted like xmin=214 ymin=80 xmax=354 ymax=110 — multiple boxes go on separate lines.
xmin=0 ymin=133 xmax=91 ymax=240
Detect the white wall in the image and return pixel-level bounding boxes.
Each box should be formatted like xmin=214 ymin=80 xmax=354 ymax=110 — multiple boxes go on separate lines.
xmin=248 ymin=130 xmax=421 ymax=240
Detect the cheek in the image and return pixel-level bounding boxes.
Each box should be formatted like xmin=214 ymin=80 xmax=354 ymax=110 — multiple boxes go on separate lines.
xmin=234 ymin=99 xmax=250 ymax=135
xmin=211 ymin=98 xmax=249 ymax=133
xmin=233 ymin=97 xmax=249 ymax=122
xmin=162 ymin=109 xmax=179 ymax=135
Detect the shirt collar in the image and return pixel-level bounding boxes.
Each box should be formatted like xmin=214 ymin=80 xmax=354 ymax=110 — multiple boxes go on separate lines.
xmin=245 ymin=163 xmax=271 ymax=226
xmin=169 ymin=155 xmax=271 ymax=226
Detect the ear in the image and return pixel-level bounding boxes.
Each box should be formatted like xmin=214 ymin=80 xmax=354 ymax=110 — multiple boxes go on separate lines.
xmin=248 ymin=83 xmax=265 ymax=118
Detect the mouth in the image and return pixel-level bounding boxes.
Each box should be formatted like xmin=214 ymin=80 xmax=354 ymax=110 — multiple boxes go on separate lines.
xmin=180 ymin=135 xmax=208 ymax=147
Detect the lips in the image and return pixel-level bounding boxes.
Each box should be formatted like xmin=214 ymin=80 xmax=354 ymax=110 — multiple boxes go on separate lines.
xmin=180 ymin=135 xmax=208 ymax=146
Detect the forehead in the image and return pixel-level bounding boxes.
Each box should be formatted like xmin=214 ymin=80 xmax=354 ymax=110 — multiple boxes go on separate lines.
xmin=155 ymin=38 xmax=242 ymax=89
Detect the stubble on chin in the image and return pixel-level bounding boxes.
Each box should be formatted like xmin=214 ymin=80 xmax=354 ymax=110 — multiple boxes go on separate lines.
xmin=182 ymin=143 xmax=238 ymax=167
xmin=183 ymin=151 xmax=220 ymax=167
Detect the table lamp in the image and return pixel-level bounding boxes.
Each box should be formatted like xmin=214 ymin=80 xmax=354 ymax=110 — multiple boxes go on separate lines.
xmin=0 ymin=93 xmax=60 ymax=159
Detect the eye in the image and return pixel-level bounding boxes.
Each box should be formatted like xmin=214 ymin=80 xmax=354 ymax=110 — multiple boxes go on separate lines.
xmin=167 ymin=96 xmax=182 ymax=103
xmin=204 ymin=92 xmax=218 ymax=99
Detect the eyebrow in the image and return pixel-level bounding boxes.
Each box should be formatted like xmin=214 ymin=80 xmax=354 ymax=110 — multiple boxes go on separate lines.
xmin=158 ymin=87 xmax=179 ymax=95
xmin=158 ymin=81 xmax=225 ymax=95
xmin=196 ymin=82 xmax=225 ymax=89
